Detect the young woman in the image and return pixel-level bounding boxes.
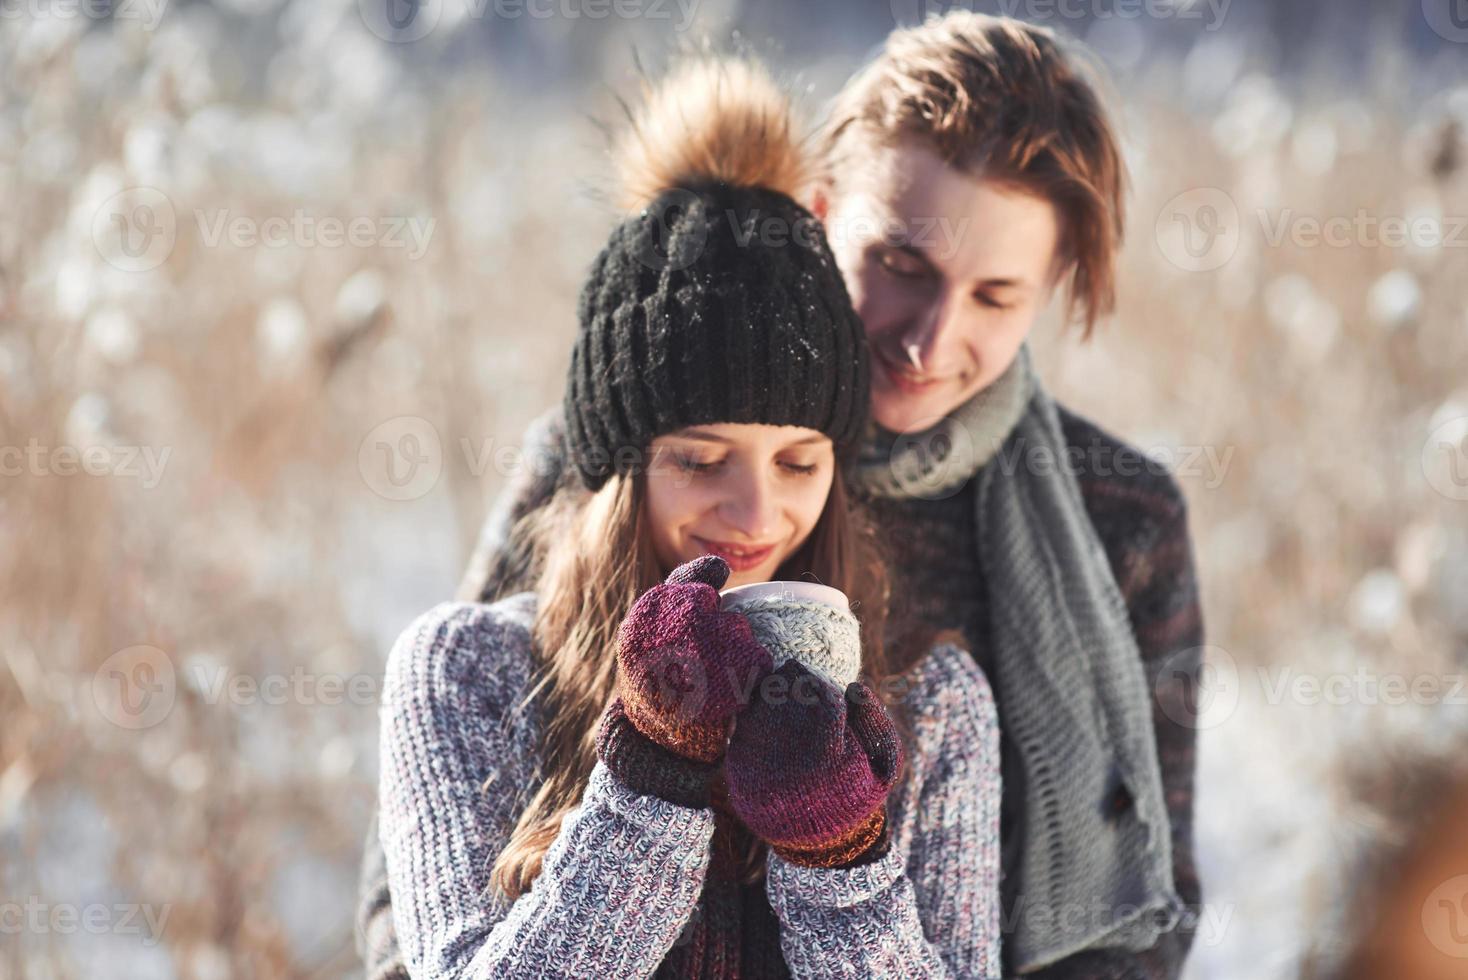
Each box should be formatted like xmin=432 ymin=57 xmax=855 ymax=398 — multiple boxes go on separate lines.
xmin=375 ymin=58 xmax=1002 ymax=978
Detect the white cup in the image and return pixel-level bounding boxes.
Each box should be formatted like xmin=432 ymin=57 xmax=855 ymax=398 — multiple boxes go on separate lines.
xmin=719 ymin=580 xmax=850 ymax=612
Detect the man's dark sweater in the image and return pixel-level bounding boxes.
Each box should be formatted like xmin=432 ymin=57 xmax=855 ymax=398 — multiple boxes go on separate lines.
xmin=357 ymin=404 xmax=1205 ymax=980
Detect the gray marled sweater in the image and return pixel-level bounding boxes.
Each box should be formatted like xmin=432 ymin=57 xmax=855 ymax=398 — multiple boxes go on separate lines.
xmin=378 ymin=592 xmax=1002 ymax=978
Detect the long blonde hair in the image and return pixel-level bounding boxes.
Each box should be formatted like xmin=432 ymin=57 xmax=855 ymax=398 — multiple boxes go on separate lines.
xmin=488 ymin=469 xmax=917 ymax=897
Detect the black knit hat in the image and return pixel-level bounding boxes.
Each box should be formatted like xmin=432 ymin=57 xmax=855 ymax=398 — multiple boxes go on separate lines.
xmin=564 ymin=62 xmax=869 ymax=490
xmin=557 ymin=53 xmax=863 ymax=489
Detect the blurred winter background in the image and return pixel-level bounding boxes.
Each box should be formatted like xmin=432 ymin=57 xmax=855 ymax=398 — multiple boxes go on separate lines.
xmin=2 ymin=0 xmax=1467 ymax=977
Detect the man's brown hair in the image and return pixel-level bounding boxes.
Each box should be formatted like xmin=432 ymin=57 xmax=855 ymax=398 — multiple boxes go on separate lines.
xmin=821 ymin=12 xmax=1127 ymax=338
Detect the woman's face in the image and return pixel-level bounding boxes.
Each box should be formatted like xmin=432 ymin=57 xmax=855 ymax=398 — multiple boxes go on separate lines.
xmin=644 ymin=423 xmax=835 ymax=588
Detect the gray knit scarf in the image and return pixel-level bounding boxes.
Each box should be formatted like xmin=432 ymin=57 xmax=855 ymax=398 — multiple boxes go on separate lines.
xmin=852 ymin=343 xmax=1183 ymax=972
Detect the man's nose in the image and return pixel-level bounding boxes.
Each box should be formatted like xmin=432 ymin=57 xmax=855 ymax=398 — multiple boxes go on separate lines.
xmin=899 ymin=290 xmax=965 ymax=372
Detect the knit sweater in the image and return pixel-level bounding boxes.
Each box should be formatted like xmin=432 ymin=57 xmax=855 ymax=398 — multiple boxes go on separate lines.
xmin=376 ymin=592 xmax=1002 ymax=978
xmin=358 ymin=403 xmax=1205 ymax=980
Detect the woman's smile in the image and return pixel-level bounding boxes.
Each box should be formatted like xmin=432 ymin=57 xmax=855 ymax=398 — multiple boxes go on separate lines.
xmin=690 ymin=536 xmax=779 ymax=573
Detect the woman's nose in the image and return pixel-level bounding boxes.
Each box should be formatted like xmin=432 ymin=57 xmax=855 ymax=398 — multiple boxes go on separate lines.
xmin=717 ymin=469 xmax=779 ymax=540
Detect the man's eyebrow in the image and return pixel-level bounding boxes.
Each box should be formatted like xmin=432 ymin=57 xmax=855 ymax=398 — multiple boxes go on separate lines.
xmin=977 ymin=277 xmax=1029 ymax=290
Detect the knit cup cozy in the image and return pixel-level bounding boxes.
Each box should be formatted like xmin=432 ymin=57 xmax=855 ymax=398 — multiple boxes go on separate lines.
xmin=718 ymin=584 xmax=861 ymax=689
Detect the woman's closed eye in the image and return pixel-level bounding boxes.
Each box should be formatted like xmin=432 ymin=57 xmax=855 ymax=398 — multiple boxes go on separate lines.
xmin=675 ymin=455 xmax=818 ymax=476
xmin=674 ymin=452 xmax=724 ymax=473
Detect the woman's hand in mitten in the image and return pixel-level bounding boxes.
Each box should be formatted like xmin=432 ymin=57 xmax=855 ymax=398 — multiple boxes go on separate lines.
xmin=725 ymin=660 xmax=904 ymax=868
xmin=613 ymin=555 xmax=775 ymax=764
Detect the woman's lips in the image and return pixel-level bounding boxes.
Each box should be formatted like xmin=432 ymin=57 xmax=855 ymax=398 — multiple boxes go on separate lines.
xmin=692 ymin=537 xmax=777 ymax=573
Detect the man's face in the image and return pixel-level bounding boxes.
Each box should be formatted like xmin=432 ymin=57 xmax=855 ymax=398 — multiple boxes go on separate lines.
xmin=820 ymin=140 xmax=1062 ymax=434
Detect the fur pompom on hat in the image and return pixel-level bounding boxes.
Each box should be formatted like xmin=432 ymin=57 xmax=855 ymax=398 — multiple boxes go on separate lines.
xmin=565 ymin=57 xmax=870 ymax=489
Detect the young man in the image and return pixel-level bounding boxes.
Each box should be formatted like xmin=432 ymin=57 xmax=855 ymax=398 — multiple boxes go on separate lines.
xmin=359 ymin=13 xmax=1204 ymax=978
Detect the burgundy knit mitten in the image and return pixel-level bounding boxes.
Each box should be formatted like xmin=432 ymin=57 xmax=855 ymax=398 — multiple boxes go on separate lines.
xmin=614 ymin=555 xmax=775 ymax=764
xmin=725 ymin=660 xmax=904 ymax=868
xmin=594 ymin=698 xmax=720 ymax=808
